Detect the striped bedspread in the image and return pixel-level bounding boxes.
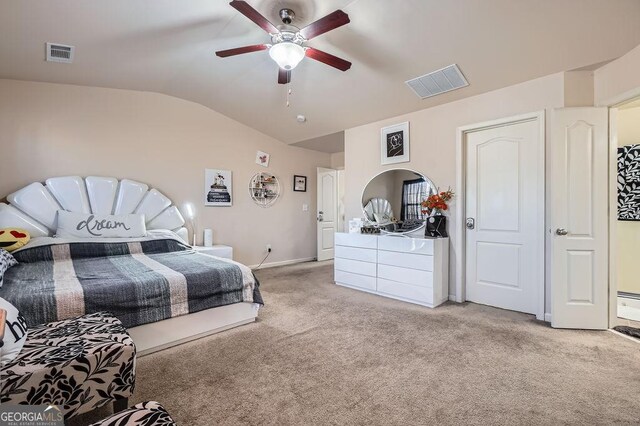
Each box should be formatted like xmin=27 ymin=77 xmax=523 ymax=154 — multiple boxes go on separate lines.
xmin=0 ymin=238 xmax=262 ymax=328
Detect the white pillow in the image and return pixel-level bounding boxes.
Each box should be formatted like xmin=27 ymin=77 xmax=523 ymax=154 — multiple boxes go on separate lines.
xmin=0 ymin=249 xmax=17 ymax=288
xmin=0 ymin=297 xmax=28 ymax=364
xmin=56 ymin=211 xmax=147 ymax=239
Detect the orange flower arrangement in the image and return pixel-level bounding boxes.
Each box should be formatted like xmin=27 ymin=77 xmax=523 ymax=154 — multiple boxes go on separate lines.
xmin=421 ymin=188 xmax=454 ymax=216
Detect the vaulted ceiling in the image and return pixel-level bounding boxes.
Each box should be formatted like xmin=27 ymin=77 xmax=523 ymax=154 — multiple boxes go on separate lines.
xmin=2 ymin=0 xmax=640 ymax=151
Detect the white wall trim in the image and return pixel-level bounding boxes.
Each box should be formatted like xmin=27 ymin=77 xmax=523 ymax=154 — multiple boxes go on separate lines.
xmin=250 ymin=257 xmax=316 ymax=270
xmin=597 ymin=85 xmax=640 ymax=108
xmin=544 ymin=313 xmax=552 ymax=323
xmin=608 ymin=107 xmax=619 ymax=329
xmin=455 ymin=111 xmax=546 ymax=321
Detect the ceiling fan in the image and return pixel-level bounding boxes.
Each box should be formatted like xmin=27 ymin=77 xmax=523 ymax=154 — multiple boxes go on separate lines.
xmin=215 ymin=0 xmax=352 ymax=84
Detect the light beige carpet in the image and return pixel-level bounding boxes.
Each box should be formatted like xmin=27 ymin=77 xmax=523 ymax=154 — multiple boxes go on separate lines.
xmin=75 ymin=261 xmax=640 ymax=425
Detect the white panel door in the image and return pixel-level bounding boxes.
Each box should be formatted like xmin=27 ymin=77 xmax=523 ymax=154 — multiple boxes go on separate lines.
xmin=317 ymin=168 xmax=337 ymax=261
xmin=466 ymin=118 xmax=543 ymax=315
xmin=551 ymin=108 xmax=608 ymax=329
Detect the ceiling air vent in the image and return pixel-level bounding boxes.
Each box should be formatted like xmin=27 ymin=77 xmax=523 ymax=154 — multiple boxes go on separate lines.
xmin=405 ymin=64 xmax=468 ymax=99
xmin=45 ymin=43 xmax=74 ymax=63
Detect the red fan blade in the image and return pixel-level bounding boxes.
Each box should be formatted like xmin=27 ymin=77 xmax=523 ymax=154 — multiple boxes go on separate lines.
xmin=305 ymin=47 xmax=351 ymax=71
xmin=278 ymin=68 xmax=291 ymax=84
xmin=216 ymin=44 xmax=268 ymax=58
xmin=230 ymin=0 xmax=278 ymax=34
xmin=299 ymin=10 xmax=350 ymax=40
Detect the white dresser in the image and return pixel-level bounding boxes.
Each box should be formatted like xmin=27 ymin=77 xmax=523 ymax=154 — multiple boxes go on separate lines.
xmin=334 ymin=233 xmax=449 ymax=308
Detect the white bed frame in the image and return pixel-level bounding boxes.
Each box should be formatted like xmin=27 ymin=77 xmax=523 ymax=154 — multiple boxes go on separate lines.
xmin=0 ymin=175 xmax=260 ymax=356
xmin=129 ymin=303 xmax=260 ymax=356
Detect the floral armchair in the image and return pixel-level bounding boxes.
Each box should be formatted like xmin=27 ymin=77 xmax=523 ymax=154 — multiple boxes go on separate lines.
xmin=0 ymin=311 xmax=136 ymax=419
xmin=90 ymin=401 xmax=177 ymax=426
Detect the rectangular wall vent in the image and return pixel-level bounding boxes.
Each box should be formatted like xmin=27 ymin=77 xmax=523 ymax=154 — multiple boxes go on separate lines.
xmin=45 ymin=43 xmax=74 ymax=63
xmin=405 ymin=64 xmax=468 ymax=99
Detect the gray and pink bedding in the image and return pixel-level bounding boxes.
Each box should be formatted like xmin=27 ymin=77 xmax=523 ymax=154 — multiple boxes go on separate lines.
xmin=0 ymin=233 xmax=262 ymax=328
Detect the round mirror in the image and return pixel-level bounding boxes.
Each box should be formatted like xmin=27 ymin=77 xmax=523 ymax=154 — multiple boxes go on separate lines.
xmin=361 ymin=168 xmax=437 ymax=234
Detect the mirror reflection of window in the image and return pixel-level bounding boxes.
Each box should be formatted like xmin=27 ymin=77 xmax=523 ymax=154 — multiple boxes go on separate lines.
xmin=401 ymin=178 xmax=427 ymax=221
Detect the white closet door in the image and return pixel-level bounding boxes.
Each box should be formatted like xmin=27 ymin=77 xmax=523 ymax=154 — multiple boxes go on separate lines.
xmin=465 ymin=118 xmax=543 ymax=315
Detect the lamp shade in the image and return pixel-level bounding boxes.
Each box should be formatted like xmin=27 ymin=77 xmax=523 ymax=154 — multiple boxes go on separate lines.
xmin=269 ymin=42 xmax=305 ymax=70
xmin=184 ymin=203 xmax=195 ymax=219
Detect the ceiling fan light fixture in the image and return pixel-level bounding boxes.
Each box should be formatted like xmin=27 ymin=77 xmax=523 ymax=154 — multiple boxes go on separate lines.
xmin=269 ymin=42 xmax=305 ymax=70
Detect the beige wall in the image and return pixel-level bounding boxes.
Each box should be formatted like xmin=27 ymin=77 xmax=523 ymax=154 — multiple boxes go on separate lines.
xmin=344 ymin=73 xmax=566 ymax=303
xmin=616 ymin=106 xmax=640 ymax=294
xmin=564 ymin=71 xmax=594 ymax=107
xmin=595 ymin=43 xmax=640 ymax=105
xmin=0 ymin=79 xmax=331 ymax=266
xmin=330 ymin=152 xmax=345 ymax=169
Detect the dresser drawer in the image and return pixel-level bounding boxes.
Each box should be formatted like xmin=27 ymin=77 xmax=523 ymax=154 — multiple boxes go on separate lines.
xmin=335 ymin=233 xmax=377 ymax=249
xmin=378 ymin=264 xmax=433 ymax=287
xmin=335 ymin=245 xmax=376 ymax=263
xmin=335 ymin=258 xmax=376 ymax=277
xmin=335 ymin=270 xmax=376 ymax=291
xmin=378 ymin=236 xmax=434 ymax=255
xmin=378 ymin=250 xmax=433 ymax=271
xmin=377 ymin=278 xmax=434 ymax=305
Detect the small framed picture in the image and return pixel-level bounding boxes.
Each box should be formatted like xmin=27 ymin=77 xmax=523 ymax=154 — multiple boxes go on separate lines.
xmin=381 ymin=121 xmax=410 ymax=165
xmin=256 ymin=151 xmax=270 ymax=167
xmin=293 ymin=175 xmax=307 ymax=192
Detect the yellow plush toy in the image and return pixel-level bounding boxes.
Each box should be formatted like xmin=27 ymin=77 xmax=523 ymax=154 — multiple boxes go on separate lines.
xmin=0 ymin=228 xmax=30 ymax=252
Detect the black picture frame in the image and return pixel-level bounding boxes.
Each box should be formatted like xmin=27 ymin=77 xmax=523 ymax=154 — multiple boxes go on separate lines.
xmin=293 ymin=175 xmax=307 ymax=192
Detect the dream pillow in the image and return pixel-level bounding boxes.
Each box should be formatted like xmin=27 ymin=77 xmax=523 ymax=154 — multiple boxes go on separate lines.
xmin=0 ymin=297 xmax=28 ymax=364
xmin=56 ymin=211 xmax=147 ymax=239
xmin=0 ymin=249 xmax=17 ymax=288
xmin=0 ymin=228 xmax=30 ymax=252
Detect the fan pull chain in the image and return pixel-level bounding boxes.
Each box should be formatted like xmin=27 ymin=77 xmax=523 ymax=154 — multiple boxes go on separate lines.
xmin=286 ymin=84 xmax=292 ymax=107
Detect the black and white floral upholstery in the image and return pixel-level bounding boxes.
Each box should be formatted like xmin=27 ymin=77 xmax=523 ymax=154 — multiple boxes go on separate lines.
xmin=90 ymin=401 xmax=177 ymax=426
xmin=0 ymin=312 xmax=136 ymax=419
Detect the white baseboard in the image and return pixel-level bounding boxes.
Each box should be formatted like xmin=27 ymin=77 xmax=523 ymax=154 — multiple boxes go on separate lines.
xmin=250 ymin=257 xmax=316 ymax=270
xmin=544 ymin=313 xmax=552 ymax=323
xmin=449 ymin=294 xmax=457 ymax=302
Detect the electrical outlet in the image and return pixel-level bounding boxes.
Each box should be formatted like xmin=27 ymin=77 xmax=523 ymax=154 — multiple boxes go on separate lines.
xmin=266 ymin=244 xmax=272 ymax=252
xmin=302 ymin=203 xmax=309 ymax=211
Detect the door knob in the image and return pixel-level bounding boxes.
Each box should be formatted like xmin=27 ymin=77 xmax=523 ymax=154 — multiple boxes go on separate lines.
xmin=466 ymin=218 xmax=475 ymax=230
xmin=317 ymin=211 xmax=324 ymax=222
xmin=555 ymin=228 xmax=568 ymax=236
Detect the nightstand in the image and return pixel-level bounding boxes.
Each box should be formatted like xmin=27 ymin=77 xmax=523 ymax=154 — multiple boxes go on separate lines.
xmin=192 ymin=245 xmax=233 ymax=260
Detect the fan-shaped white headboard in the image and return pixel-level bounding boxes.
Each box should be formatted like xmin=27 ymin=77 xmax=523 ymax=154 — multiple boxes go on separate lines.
xmin=0 ymin=176 xmax=188 ymax=242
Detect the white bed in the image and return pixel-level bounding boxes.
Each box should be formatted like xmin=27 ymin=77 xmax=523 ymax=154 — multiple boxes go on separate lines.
xmin=0 ymin=175 xmax=260 ymax=356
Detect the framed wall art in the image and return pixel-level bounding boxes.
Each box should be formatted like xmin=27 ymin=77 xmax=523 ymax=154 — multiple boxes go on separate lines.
xmin=618 ymin=144 xmax=640 ymax=220
xmin=256 ymin=151 xmax=270 ymax=167
xmin=381 ymin=121 xmax=410 ymax=165
xmin=204 ymin=169 xmax=232 ymax=207
xmin=293 ymin=175 xmax=307 ymax=192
